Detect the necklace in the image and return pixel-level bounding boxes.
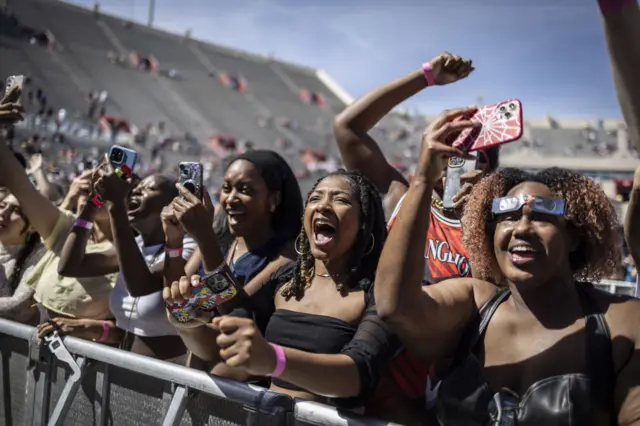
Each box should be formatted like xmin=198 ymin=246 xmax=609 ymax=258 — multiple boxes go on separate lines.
xmin=315 ymin=272 xmax=344 ymax=278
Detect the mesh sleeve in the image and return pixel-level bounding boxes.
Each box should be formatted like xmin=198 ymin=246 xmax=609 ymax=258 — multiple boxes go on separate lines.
xmin=333 ymin=287 xmax=400 ymax=409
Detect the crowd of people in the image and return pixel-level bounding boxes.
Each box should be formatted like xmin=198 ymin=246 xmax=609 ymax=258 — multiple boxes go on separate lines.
xmin=0 ymin=1 xmax=639 ymax=425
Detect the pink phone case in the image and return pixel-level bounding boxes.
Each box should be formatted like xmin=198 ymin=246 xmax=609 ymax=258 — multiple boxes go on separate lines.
xmin=167 ymin=283 xmax=238 ymax=323
xmin=450 ymin=99 xmax=523 ymax=152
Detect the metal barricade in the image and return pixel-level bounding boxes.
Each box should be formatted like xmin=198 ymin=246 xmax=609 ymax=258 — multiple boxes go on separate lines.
xmin=0 ymin=319 xmax=395 ymax=426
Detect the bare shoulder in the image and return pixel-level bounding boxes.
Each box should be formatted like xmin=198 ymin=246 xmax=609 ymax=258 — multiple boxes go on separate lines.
xmin=589 ymin=286 xmax=640 ymax=340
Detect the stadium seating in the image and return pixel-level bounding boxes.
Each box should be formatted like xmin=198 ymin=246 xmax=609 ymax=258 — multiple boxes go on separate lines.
xmin=0 ymin=0 xmax=635 ymax=195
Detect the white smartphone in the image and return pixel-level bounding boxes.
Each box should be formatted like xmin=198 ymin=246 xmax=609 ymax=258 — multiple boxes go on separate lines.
xmin=4 ymin=75 xmax=25 ymax=101
xmin=442 ymin=157 xmax=478 ymax=209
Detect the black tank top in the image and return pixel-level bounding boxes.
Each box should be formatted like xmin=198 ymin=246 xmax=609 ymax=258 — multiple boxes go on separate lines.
xmin=436 ymin=284 xmax=615 ymax=426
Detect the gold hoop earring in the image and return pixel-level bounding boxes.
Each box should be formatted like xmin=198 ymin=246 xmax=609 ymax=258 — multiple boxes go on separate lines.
xmin=364 ymin=232 xmax=375 ymax=256
xmin=294 ymin=234 xmax=310 ymax=256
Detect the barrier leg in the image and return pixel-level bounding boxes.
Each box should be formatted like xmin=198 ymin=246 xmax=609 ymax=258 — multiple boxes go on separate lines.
xmin=161 ymin=386 xmax=188 ymax=426
xmin=47 ymin=357 xmax=88 ymax=426
xmin=96 ymin=363 xmax=111 ymax=426
xmin=24 ymin=350 xmax=54 ymax=426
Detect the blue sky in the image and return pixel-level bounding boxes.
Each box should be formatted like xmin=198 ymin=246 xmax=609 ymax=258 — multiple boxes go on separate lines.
xmin=65 ymin=0 xmax=621 ymax=119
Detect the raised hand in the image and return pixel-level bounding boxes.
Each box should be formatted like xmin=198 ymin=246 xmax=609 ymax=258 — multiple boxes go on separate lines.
xmin=160 ymin=205 xmax=184 ymax=248
xmin=429 ymin=52 xmax=474 ymax=86
xmin=415 ymin=107 xmax=480 ymax=183
xmin=93 ymin=155 xmax=131 ymax=205
xmin=171 ymin=185 xmax=215 ymax=243
xmin=26 ymin=153 xmax=43 ymax=174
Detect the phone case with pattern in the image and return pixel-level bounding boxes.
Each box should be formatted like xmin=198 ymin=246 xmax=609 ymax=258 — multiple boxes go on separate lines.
xmin=451 ymin=99 xmax=523 ymax=152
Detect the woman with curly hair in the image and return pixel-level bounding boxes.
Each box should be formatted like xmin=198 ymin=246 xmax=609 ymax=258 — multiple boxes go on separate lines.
xmin=165 ymin=170 xmax=396 ymax=409
xmin=376 ymin=107 xmax=640 ymax=425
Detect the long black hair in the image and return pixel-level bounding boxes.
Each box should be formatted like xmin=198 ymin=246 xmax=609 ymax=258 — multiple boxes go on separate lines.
xmin=213 ymin=150 xmax=303 ymax=252
xmin=281 ymin=170 xmax=387 ymax=299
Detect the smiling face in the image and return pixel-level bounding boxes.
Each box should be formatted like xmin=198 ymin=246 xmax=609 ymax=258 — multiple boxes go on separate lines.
xmin=0 ymin=192 xmax=29 ymax=245
xmin=303 ymin=175 xmax=361 ymax=262
xmin=492 ymin=181 xmax=575 ymax=288
xmin=220 ymin=159 xmax=277 ymax=237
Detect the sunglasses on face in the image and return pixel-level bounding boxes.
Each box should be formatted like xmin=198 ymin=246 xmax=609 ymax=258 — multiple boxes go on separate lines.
xmin=491 ymin=194 xmax=566 ymax=216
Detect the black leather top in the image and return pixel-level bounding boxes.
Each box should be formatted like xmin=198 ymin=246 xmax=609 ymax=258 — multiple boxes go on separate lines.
xmin=436 ymin=284 xmax=615 ymax=426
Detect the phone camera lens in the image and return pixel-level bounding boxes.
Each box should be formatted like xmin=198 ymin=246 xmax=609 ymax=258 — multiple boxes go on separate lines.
xmin=505 ymin=112 xmax=512 ymax=119
xmin=183 ymin=180 xmax=196 ymax=194
xmin=509 ymin=103 xmax=516 ymax=111
xmin=110 ymin=149 xmax=125 ymax=164
xmin=499 ymin=106 xmax=506 ymax=113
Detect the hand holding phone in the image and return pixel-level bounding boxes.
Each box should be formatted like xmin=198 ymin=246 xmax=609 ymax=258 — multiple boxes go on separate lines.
xmin=178 ymin=162 xmax=203 ymax=200
xmin=442 ymin=157 xmax=479 ymax=209
xmin=91 ymin=146 xmax=138 ymax=208
xmin=167 ymin=270 xmax=238 ymax=323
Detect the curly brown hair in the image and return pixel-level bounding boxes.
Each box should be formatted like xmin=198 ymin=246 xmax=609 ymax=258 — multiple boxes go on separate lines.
xmin=461 ymin=167 xmax=621 ymax=284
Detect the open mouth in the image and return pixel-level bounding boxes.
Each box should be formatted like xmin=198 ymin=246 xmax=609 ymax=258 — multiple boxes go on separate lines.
xmin=226 ymin=209 xmax=246 ymax=225
xmin=313 ymin=218 xmax=337 ymax=248
xmin=508 ymin=245 xmax=539 ymax=266
xmin=127 ymin=196 xmax=143 ymax=215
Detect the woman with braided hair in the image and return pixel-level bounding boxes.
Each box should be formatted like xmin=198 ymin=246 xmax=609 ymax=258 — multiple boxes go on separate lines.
xmin=166 ymin=170 xmax=396 ymax=408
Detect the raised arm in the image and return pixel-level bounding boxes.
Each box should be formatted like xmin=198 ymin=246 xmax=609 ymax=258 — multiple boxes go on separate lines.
xmin=374 ymin=108 xmax=482 ymax=360
xmin=57 ymin=200 xmax=120 ymax=277
xmin=333 ymin=52 xmax=473 ymax=216
xmin=0 ymin=90 xmax=60 ymax=240
xmin=171 ymin=185 xmax=250 ymax=313
xmin=601 ymin=0 xmax=640 ymax=149
xmin=94 ymin=171 xmax=162 ymax=297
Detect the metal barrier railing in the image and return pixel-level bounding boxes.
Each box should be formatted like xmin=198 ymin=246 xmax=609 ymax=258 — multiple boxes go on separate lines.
xmin=0 ymin=318 xmax=397 ymax=426
xmin=595 ymin=279 xmax=637 ymax=296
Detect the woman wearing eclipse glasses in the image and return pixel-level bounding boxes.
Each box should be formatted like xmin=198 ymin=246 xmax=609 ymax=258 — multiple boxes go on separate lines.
xmin=375 ymin=106 xmax=640 ymax=424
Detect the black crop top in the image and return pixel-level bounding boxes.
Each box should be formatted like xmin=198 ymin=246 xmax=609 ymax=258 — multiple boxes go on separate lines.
xmin=436 ymin=284 xmax=615 ymax=426
xmin=230 ymin=264 xmax=397 ymax=408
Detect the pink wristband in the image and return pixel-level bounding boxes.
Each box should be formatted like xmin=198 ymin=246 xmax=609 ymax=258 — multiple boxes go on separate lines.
xmin=73 ymin=218 xmax=94 ymax=230
xmin=598 ymin=0 xmax=633 ymax=13
xmin=422 ymin=62 xmax=436 ymax=87
xmin=165 ymin=247 xmax=183 ymax=258
xmin=269 ymin=343 xmax=286 ymax=377
xmin=97 ymin=320 xmax=110 ymax=342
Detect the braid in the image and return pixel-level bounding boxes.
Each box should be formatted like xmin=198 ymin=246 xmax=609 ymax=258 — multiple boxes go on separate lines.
xmin=281 ymin=170 xmax=386 ymax=299
xmin=8 ymin=231 xmax=39 ymax=293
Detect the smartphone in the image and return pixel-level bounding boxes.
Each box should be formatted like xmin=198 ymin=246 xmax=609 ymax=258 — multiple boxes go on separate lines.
xmin=109 ymin=145 xmax=137 ymax=178
xmin=4 ymin=75 xmax=24 ymax=101
xmin=178 ymin=162 xmax=203 ymax=200
xmin=167 ymin=270 xmax=238 ymax=323
xmin=442 ymin=157 xmax=479 ymax=209
xmin=450 ymin=99 xmax=523 ymax=152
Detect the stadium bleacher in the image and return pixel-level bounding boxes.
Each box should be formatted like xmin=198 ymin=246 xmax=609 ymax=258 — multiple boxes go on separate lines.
xmin=0 ymin=0 xmax=637 ymax=194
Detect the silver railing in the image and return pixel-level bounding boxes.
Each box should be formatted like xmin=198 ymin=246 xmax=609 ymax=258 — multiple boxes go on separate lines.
xmin=0 ymin=318 xmax=397 ymax=426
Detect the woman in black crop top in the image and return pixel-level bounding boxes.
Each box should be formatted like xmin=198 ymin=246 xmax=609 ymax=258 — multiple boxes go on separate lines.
xmin=213 ymin=170 xmax=395 ymax=407
xmin=171 ymin=170 xmax=395 ymax=408
xmin=375 ymin=112 xmax=640 ymax=426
